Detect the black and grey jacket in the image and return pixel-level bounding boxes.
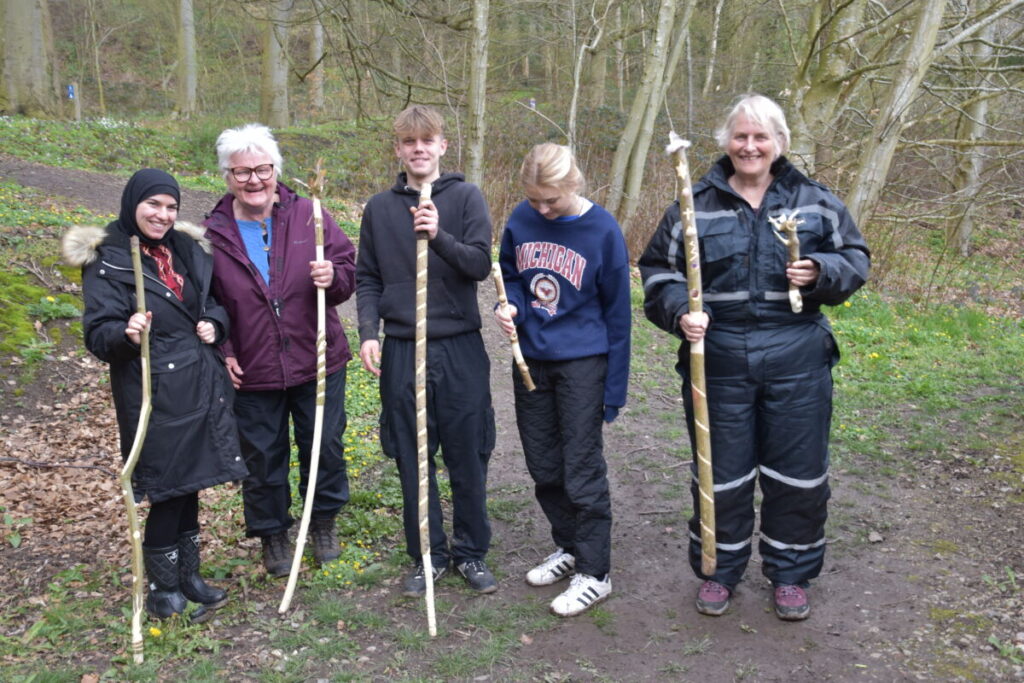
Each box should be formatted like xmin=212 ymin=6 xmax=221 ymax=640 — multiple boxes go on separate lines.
xmin=639 ymin=155 xmax=870 ymax=337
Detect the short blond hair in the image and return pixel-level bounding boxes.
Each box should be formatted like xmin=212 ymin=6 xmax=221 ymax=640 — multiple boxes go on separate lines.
xmin=714 ymin=94 xmax=790 ymax=159
xmin=519 ymin=143 xmax=585 ymax=194
xmin=393 ymin=105 xmax=445 ymax=140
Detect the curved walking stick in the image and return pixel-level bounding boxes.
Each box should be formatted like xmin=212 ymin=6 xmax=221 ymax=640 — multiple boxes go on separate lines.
xmin=123 ymin=236 xmax=151 ymax=663
xmin=491 ymin=263 xmax=536 ymax=391
xmin=280 ymin=162 xmax=328 ymax=613
xmin=415 ymin=182 xmax=438 ymax=636
xmin=666 ymin=133 xmax=716 ymax=576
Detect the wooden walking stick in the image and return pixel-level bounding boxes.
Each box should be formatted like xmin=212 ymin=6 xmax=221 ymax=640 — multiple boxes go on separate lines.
xmin=490 ymin=263 xmax=536 ymax=391
xmin=415 ymin=182 xmax=438 ymax=637
xmin=666 ymin=132 xmax=716 ymax=576
xmin=280 ymin=161 xmax=328 ymax=613
xmin=123 ymin=236 xmax=152 ymax=663
xmin=770 ymin=210 xmax=805 ymax=313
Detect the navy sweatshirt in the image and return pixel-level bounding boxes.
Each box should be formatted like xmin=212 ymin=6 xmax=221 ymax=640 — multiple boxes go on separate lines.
xmin=498 ymin=199 xmax=631 ymax=410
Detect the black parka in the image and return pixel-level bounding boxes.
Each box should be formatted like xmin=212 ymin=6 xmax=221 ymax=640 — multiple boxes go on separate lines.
xmin=64 ymin=222 xmax=247 ymax=503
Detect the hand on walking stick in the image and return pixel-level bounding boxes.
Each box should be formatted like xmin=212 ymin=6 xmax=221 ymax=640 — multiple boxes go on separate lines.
xmin=122 ymin=236 xmax=152 ymax=662
xmin=666 ymin=132 xmax=716 ymax=576
xmin=280 ymin=161 xmax=329 ymax=613
xmin=491 ymin=263 xmax=536 ymax=391
xmin=414 ymin=182 xmax=438 ymax=636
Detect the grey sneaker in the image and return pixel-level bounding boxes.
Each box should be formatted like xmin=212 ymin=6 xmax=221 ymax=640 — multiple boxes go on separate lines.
xmin=457 ymin=559 xmax=498 ymax=593
xmin=525 ymin=548 xmax=575 ymax=586
xmin=402 ymin=560 xmax=448 ymax=597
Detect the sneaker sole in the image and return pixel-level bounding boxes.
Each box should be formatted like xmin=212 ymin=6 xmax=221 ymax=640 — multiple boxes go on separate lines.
xmin=550 ymin=590 xmax=609 ymax=618
xmin=775 ymin=606 xmax=810 ymax=621
xmin=695 ymin=599 xmax=730 ymax=616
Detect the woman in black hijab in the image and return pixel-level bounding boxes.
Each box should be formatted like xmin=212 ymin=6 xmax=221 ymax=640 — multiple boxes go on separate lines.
xmin=63 ymin=169 xmax=247 ymax=622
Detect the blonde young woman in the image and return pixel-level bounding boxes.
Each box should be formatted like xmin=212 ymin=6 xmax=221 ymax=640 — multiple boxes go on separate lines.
xmin=495 ymin=143 xmax=631 ymax=616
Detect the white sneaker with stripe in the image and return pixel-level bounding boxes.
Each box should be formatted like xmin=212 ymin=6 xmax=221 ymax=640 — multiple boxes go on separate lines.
xmin=526 ymin=548 xmax=575 ymax=586
xmin=549 ymin=573 xmax=611 ymax=617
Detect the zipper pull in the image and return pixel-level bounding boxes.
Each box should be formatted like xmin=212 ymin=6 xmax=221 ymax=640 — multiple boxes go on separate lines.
xmin=272 ymin=299 xmax=281 ymax=317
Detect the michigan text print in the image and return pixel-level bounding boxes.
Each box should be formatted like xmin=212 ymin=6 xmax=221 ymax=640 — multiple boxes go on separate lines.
xmin=516 ymin=241 xmax=588 ymax=317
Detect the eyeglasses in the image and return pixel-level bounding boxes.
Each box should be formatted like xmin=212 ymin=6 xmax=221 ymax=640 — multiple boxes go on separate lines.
xmin=229 ymin=164 xmax=275 ymax=182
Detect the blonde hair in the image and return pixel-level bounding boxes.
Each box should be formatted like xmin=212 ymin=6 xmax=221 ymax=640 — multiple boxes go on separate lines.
xmin=519 ymin=143 xmax=585 ymax=194
xmin=714 ymin=94 xmax=790 ymax=159
xmin=393 ymin=105 xmax=445 ymax=140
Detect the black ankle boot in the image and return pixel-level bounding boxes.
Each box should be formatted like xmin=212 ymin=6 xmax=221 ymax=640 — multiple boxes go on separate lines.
xmin=143 ymin=544 xmax=190 ymax=619
xmin=178 ymin=530 xmax=228 ymax=610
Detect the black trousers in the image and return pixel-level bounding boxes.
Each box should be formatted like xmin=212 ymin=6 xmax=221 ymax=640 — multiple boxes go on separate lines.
xmin=681 ymin=320 xmax=835 ymax=589
xmin=235 ymin=368 xmax=349 ymax=538
xmin=514 ymin=355 xmax=611 ymax=577
xmin=144 ymin=491 xmax=199 ymax=547
xmin=379 ymin=333 xmax=494 ymax=566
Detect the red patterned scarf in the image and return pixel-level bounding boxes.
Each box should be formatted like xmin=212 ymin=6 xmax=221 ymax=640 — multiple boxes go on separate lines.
xmin=141 ymin=244 xmax=184 ymax=301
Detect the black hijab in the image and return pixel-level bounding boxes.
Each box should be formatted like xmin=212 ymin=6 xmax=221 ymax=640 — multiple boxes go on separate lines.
xmin=117 ymin=168 xmax=181 ymax=247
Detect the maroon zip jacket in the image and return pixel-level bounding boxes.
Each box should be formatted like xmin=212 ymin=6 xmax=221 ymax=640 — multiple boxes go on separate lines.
xmin=203 ymin=182 xmax=356 ymax=391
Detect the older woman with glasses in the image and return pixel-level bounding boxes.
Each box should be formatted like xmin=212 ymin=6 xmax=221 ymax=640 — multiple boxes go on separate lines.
xmin=203 ymin=123 xmax=357 ymax=577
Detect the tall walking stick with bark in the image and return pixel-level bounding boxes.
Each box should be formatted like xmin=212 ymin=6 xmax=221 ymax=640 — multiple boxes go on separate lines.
xmin=666 ymin=132 xmax=716 ymax=575
xmin=415 ymin=182 xmax=438 ymax=636
xmin=491 ymin=263 xmax=535 ymax=391
xmin=280 ymin=161 xmax=328 ymax=613
xmin=123 ymin=236 xmax=152 ymax=663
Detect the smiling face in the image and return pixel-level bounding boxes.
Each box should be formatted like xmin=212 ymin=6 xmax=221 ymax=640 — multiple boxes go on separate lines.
xmin=524 ymin=184 xmax=579 ymax=220
xmin=134 ymin=193 xmax=178 ymax=240
xmin=726 ymin=113 xmax=777 ymax=184
xmin=395 ymin=133 xmax=447 ymax=187
xmin=226 ymin=149 xmax=278 ymax=218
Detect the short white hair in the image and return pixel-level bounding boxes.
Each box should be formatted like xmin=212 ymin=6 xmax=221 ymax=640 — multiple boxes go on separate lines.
xmin=714 ymin=94 xmax=790 ymax=159
xmin=215 ymin=123 xmax=283 ymax=178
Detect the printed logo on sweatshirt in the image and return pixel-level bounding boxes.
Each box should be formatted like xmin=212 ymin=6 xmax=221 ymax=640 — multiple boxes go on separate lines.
xmin=515 ymin=241 xmax=587 ymax=291
xmin=529 ymin=273 xmax=560 ymax=316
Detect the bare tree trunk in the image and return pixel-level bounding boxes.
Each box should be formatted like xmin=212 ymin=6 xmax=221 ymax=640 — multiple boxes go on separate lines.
xmin=309 ymin=0 xmax=325 ymax=118
xmin=3 ymin=0 xmax=60 ymax=117
xmin=788 ymin=0 xmax=867 ymax=175
xmin=948 ymin=21 xmax=994 ymax=256
xmin=176 ymin=0 xmax=198 ymax=118
xmin=846 ymin=0 xmax=945 ymax=227
xmin=86 ymin=0 xmax=106 ymax=116
xmin=465 ymin=0 xmax=489 ymax=187
xmin=260 ymin=1 xmax=291 ymax=128
xmin=700 ymin=0 xmax=725 ymax=96
xmin=605 ymin=0 xmax=677 ymax=232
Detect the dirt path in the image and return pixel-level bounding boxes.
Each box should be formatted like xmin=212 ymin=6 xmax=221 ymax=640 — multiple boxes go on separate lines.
xmin=1 ymin=160 xmax=1022 ymax=681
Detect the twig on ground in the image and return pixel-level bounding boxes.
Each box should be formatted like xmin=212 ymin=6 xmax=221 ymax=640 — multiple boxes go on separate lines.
xmin=0 ymin=456 xmax=115 ymax=475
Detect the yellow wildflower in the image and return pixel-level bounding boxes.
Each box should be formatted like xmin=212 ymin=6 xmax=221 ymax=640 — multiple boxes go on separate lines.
xmin=149 ymin=626 xmax=162 ymax=637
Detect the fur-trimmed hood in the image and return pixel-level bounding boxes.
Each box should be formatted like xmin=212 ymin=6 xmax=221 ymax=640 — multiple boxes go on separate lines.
xmin=62 ymin=221 xmax=210 ymax=267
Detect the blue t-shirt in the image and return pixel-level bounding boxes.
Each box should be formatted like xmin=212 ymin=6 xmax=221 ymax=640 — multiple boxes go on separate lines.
xmin=237 ymin=218 xmax=273 ymax=284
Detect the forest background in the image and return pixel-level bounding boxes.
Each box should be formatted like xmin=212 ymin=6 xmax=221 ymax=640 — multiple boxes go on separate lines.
xmin=1 ymin=0 xmax=1023 ymax=680
xmin=4 ymin=0 xmax=1024 ymax=276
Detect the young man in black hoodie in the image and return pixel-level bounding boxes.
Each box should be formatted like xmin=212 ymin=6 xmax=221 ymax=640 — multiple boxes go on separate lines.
xmin=356 ymin=105 xmax=497 ymax=596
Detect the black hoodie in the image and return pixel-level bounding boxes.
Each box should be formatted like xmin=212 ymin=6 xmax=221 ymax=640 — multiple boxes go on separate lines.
xmin=356 ymin=171 xmax=492 ymax=341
